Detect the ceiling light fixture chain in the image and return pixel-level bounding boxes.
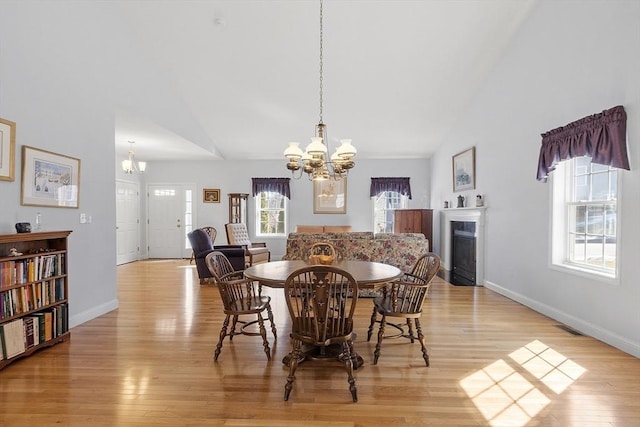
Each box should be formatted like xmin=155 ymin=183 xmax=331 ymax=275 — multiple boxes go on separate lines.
xmin=283 ymin=0 xmax=357 ymax=181
xmin=319 ymin=0 xmax=323 ymax=125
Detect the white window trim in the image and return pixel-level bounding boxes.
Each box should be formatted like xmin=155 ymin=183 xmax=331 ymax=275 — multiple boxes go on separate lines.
xmin=548 ymin=161 xmax=621 ymax=285
xmin=371 ymin=191 xmax=408 ymax=233
xmin=254 ymin=192 xmax=288 ymax=238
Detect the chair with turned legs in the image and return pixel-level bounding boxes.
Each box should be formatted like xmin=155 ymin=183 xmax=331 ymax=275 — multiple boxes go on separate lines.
xmin=283 ymin=265 xmax=359 ymax=402
xmin=367 ymin=253 xmax=440 ymax=366
xmin=205 ymin=251 xmax=277 ymax=361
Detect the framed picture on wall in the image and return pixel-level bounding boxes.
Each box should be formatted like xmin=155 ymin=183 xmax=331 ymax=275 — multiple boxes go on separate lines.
xmin=203 ymin=188 xmax=220 ymax=203
xmin=21 ymin=145 xmax=80 ymax=208
xmin=313 ymin=177 xmax=347 ymax=214
xmin=0 ymin=117 xmax=16 ymax=181
xmin=452 ymin=147 xmax=475 ymax=192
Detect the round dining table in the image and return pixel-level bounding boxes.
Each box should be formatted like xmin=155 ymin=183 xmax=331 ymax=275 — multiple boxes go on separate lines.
xmin=244 ymin=259 xmax=403 ymax=289
xmin=244 ymin=259 xmax=403 ymax=369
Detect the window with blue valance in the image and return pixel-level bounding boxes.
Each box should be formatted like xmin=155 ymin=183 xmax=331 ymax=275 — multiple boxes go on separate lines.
xmin=369 ymin=177 xmax=412 ymax=199
xmin=252 ymin=177 xmax=291 ymax=199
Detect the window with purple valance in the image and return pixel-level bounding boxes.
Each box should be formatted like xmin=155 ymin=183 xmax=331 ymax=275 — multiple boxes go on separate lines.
xmin=252 ymin=177 xmax=291 ymax=199
xmin=537 ymin=105 xmax=630 ymax=182
xmin=369 ymin=177 xmax=412 ymax=199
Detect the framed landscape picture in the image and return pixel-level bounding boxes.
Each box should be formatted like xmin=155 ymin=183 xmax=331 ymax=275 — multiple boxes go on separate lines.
xmin=452 ymin=147 xmax=475 ymax=192
xmin=313 ymin=177 xmax=347 ymax=214
xmin=21 ymin=146 xmax=80 ymax=208
xmin=0 ymin=117 xmax=16 ymax=181
xmin=203 ymin=188 xmax=220 ymax=203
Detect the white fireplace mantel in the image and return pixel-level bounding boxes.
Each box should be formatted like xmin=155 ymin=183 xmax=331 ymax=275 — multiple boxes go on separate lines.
xmin=439 ymin=207 xmax=486 ymax=285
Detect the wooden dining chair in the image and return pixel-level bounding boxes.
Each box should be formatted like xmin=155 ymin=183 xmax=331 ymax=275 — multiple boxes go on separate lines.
xmin=405 ymin=252 xmax=440 ymax=284
xmin=366 ymin=253 xmax=440 ymax=366
xmin=205 ymin=251 xmax=277 ymax=361
xmin=283 ymin=265 xmax=359 ymax=402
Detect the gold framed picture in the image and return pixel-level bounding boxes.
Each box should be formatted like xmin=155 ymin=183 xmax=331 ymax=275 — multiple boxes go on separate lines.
xmin=203 ymin=188 xmax=220 ymax=203
xmin=0 ymin=117 xmax=16 ymax=181
xmin=21 ymin=146 xmax=80 ymax=208
xmin=313 ymin=177 xmax=347 ymax=214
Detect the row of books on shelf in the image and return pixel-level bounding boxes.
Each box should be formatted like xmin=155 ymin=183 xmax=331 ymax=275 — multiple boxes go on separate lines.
xmin=0 ymin=304 xmax=68 ymax=361
xmin=0 ymin=278 xmax=65 ymax=319
xmin=0 ymin=253 xmax=65 ymax=288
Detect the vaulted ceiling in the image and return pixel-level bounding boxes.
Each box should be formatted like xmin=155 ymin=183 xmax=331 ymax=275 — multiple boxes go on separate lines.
xmin=114 ymin=0 xmax=537 ymax=162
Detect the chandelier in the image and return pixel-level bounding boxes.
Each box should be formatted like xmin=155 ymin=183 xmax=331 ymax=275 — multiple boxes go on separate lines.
xmin=283 ymin=0 xmax=357 ymax=181
xmin=121 ymin=141 xmax=146 ymax=174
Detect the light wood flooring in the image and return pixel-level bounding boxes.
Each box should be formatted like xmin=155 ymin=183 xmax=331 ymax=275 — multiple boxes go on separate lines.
xmin=1 ymin=259 xmax=639 ymax=426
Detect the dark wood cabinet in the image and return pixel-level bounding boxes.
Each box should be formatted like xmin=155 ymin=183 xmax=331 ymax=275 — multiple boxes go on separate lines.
xmin=393 ymin=209 xmax=433 ymax=251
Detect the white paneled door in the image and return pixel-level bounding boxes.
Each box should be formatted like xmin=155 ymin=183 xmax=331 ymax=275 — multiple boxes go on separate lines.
xmin=116 ymin=180 xmax=140 ymax=265
xmin=147 ymin=184 xmax=195 ymax=259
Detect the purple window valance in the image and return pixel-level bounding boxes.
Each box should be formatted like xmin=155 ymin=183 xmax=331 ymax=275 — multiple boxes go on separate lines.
xmin=252 ymin=177 xmax=291 ymax=199
xmin=369 ymin=177 xmax=412 ymax=199
xmin=537 ymin=105 xmax=629 ymax=182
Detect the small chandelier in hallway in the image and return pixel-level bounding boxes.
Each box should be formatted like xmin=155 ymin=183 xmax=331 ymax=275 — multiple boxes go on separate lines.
xmin=121 ymin=141 xmax=146 ymax=174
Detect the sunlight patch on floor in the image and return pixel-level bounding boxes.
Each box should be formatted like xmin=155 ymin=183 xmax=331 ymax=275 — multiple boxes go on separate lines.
xmin=459 ymin=340 xmax=586 ymax=426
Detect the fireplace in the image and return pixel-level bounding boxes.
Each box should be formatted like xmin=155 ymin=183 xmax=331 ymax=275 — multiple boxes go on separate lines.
xmin=451 ymin=221 xmax=476 ymax=285
xmin=439 ymin=207 xmax=486 ymax=286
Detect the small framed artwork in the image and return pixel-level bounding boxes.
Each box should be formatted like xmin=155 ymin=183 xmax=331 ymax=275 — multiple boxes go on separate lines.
xmin=452 ymin=147 xmax=475 ymax=192
xmin=313 ymin=177 xmax=347 ymax=214
xmin=203 ymin=188 xmax=220 ymax=203
xmin=21 ymin=146 xmax=80 ymax=208
xmin=0 ymin=117 xmax=16 ymax=181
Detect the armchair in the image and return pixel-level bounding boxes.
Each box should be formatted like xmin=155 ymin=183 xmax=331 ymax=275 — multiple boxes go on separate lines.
xmin=224 ymin=223 xmax=270 ymax=267
xmin=189 ymin=226 xmax=217 ymax=264
xmin=187 ymin=228 xmax=245 ymax=284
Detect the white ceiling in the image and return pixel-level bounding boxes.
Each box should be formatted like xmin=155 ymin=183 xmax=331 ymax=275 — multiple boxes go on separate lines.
xmin=114 ymin=0 xmax=537 ymax=162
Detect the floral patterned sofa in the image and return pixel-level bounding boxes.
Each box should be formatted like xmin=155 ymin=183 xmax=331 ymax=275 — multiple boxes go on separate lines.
xmin=282 ymin=232 xmax=431 ymax=296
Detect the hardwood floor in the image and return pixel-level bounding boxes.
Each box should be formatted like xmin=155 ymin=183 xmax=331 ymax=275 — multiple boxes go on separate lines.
xmin=1 ymin=259 xmax=638 ymax=426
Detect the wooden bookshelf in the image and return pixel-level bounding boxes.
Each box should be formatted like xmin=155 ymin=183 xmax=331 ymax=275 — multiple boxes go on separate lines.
xmin=0 ymin=230 xmax=71 ymax=370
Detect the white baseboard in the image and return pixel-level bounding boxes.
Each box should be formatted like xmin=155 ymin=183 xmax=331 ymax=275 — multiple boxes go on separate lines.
xmin=484 ymin=280 xmax=640 ymax=358
xmin=69 ymin=299 xmax=119 ymax=329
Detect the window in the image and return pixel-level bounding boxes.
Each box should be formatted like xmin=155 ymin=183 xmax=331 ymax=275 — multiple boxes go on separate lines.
xmin=551 ymin=156 xmax=619 ymax=279
xmin=184 ymin=189 xmax=193 ymax=249
xmin=372 ymin=191 xmax=408 ymax=233
xmin=255 ymin=191 xmax=287 ymax=237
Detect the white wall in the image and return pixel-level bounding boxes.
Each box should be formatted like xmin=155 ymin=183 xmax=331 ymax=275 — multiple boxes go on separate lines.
xmin=0 ymin=2 xmax=122 ymax=326
xmin=142 ymin=158 xmax=431 ymax=259
xmin=430 ymin=0 xmax=640 ymax=357
xmin=0 ymin=1 xmax=207 ymax=326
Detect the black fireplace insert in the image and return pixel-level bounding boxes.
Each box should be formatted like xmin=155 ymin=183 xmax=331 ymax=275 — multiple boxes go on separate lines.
xmin=451 ymin=221 xmax=476 ymax=285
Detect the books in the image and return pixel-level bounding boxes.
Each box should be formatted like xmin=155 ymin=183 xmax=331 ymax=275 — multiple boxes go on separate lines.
xmin=0 ymin=230 xmax=71 ymax=369
xmin=23 ymin=316 xmax=37 ymax=349
xmin=0 ymin=319 xmax=26 ymax=359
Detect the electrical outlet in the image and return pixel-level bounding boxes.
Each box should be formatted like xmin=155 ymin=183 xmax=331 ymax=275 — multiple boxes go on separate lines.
xmin=80 ymin=213 xmax=87 ymax=224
